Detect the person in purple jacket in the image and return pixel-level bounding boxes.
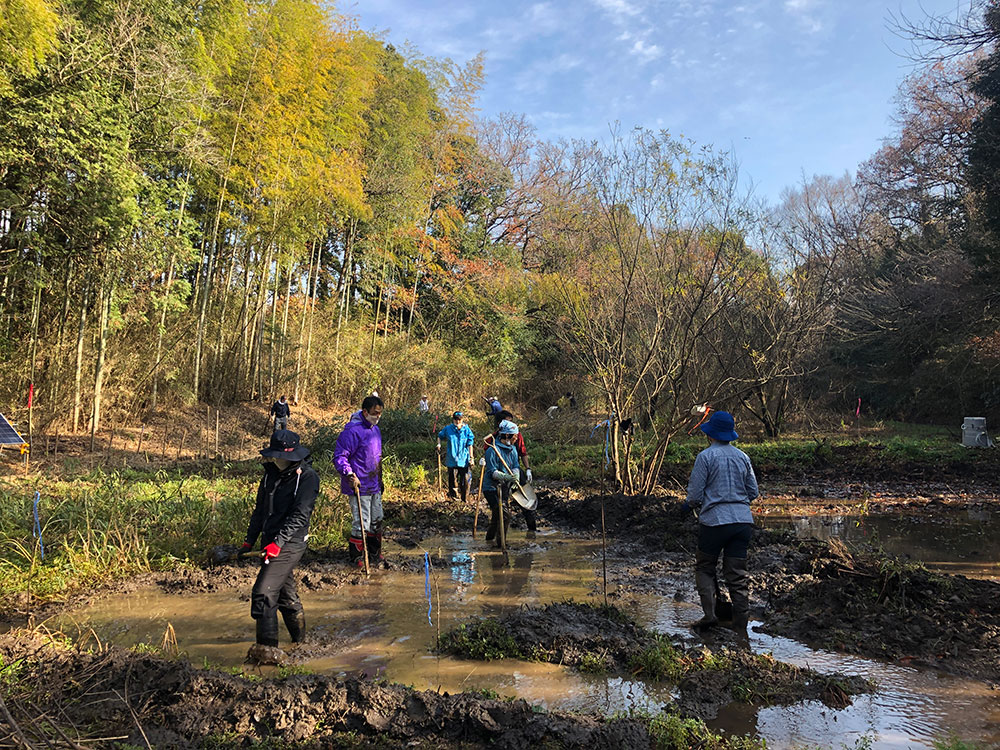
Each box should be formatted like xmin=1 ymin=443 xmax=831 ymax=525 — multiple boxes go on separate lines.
xmin=334 ymin=394 xmax=384 ymax=567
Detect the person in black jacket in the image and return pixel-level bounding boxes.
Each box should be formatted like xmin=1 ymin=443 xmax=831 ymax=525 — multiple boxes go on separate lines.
xmin=240 ymin=430 xmax=318 ymax=657
xmin=270 ymin=395 xmax=291 ymax=431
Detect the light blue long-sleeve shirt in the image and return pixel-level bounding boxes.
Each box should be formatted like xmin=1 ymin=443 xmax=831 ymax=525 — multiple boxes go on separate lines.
xmin=483 ymin=440 xmax=519 ymax=492
xmin=685 ymin=442 xmax=758 ymax=526
xmin=438 ymin=423 xmax=475 ymax=468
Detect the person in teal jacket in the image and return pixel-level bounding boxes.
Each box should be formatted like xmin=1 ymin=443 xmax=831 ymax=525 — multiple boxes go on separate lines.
xmin=482 ymin=419 xmax=521 ymax=547
xmin=437 ymin=411 xmax=475 ymax=501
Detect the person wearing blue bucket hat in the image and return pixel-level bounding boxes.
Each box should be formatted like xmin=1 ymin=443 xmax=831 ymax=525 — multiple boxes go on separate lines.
xmin=680 ymin=410 xmax=758 ymax=639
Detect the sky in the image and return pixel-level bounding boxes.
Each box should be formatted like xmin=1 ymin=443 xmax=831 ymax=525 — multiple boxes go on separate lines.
xmin=349 ymin=0 xmax=970 ymax=204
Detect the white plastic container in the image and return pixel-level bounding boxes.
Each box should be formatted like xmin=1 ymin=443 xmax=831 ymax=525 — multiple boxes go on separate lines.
xmin=961 ymin=417 xmax=994 ymax=448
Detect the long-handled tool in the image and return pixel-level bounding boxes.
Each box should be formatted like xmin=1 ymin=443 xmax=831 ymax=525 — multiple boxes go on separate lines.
xmin=436 ymin=449 xmax=443 ymax=492
xmin=473 ymin=460 xmax=486 ymax=539
xmin=353 ymin=489 xmax=370 ymax=577
xmin=487 ymin=443 xmax=529 ymax=553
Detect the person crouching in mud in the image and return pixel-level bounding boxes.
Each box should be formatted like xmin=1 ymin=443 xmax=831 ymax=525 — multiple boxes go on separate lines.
xmin=482 ymin=419 xmax=523 ymax=547
xmin=241 ymin=430 xmax=319 ymax=661
xmin=681 ymin=411 xmax=758 ymax=638
xmin=334 ymin=395 xmax=384 ymax=567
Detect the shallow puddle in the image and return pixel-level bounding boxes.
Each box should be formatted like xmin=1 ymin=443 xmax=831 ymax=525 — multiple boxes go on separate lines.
xmin=53 ymin=531 xmax=1000 ymax=749
xmin=766 ymin=508 xmax=1000 ymax=580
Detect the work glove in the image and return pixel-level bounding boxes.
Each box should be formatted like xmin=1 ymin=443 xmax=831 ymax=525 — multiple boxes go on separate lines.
xmin=436 ymin=443 xmax=441 ymax=452
xmin=492 ymin=470 xmax=517 ymax=483
xmin=239 ymin=541 xmax=253 ymax=553
xmin=679 ymin=501 xmax=694 ymax=518
xmin=349 ymin=473 xmax=361 ymax=494
xmin=525 ymin=469 xmax=533 ymax=483
xmin=479 ymin=457 xmax=486 ymax=467
xmin=264 ymin=543 xmax=281 ymax=561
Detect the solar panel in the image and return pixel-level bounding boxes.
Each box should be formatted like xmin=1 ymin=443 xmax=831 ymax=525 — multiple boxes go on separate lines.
xmin=0 ymin=413 xmax=25 ymax=445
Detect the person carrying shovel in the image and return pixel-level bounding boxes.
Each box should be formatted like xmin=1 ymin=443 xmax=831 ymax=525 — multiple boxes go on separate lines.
xmin=437 ymin=411 xmax=474 ymax=501
xmin=481 ymin=419 xmax=524 ymax=547
xmin=680 ymin=411 xmax=758 ymax=639
xmin=240 ymin=429 xmax=319 ymax=661
xmin=334 ymin=395 xmax=384 ymax=568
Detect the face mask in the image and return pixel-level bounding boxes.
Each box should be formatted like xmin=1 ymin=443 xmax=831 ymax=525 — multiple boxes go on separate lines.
xmin=365 ymin=412 xmax=381 ymax=426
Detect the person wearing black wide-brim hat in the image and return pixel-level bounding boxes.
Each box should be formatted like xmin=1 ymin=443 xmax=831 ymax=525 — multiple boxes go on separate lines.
xmin=241 ymin=429 xmax=319 ymax=661
xmin=680 ymin=411 xmax=759 ymax=640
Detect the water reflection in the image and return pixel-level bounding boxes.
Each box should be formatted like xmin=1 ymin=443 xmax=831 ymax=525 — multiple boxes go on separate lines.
xmin=52 ymin=532 xmax=1000 ymax=750
xmin=772 ymin=509 xmax=1000 ymax=580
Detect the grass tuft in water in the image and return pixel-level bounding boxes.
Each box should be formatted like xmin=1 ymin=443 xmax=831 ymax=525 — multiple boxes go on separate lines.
xmin=437 ymin=620 xmax=523 ymax=661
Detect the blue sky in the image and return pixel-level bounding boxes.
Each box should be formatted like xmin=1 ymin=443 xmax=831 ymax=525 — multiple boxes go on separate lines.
xmin=349 ymin=0 xmax=968 ymax=204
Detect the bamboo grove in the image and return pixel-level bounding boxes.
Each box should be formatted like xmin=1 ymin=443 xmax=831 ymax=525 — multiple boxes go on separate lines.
xmin=4 ymin=0 xmax=1000 ymax=485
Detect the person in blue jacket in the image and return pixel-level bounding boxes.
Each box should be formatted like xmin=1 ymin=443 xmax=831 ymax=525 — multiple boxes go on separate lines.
xmin=437 ymin=411 xmax=475 ymax=501
xmin=481 ymin=419 xmax=521 ymax=547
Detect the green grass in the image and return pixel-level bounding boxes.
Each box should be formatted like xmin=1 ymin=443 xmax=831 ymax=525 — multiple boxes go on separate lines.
xmin=437 ymin=620 xmax=524 ymax=661
xmin=0 ymin=460 xmax=354 ymax=609
xmin=624 ymin=709 xmax=767 ymax=750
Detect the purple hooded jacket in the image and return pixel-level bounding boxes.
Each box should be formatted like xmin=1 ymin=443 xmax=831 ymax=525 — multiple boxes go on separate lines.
xmin=333 ymin=418 xmax=382 ymax=495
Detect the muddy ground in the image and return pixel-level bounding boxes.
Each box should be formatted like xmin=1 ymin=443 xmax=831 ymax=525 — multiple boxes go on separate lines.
xmin=0 ymin=633 xmax=673 ymax=749
xmin=437 ymin=601 xmax=874 ymax=721
xmin=540 ymin=489 xmax=1000 ymax=684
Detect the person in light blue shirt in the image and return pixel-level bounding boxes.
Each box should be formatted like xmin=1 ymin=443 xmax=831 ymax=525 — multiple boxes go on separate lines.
xmin=437 ymin=411 xmax=475 ymax=502
xmin=681 ymin=410 xmax=758 ymax=637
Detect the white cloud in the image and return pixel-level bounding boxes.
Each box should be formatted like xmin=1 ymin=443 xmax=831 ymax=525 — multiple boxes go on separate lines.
xmin=592 ymin=0 xmax=641 ymax=19
xmin=631 ymin=39 xmax=663 ymax=63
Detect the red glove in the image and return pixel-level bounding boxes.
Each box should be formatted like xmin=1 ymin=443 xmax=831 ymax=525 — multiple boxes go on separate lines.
xmin=240 ymin=542 xmax=253 ymax=553
xmin=263 ymin=543 xmax=281 ymax=561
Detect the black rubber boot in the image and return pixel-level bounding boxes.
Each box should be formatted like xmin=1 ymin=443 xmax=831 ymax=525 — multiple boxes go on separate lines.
xmin=348 ymin=536 xmax=364 ymax=567
xmin=692 ymin=550 xmax=720 ymax=630
xmin=255 ymin=615 xmax=279 ymax=647
xmin=281 ymin=609 xmax=306 ymax=644
xmin=723 ymin=556 xmax=750 ymax=640
xmin=366 ymin=532 xmax=383 ymax=562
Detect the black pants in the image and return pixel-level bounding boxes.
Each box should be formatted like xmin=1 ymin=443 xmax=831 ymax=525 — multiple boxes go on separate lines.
xmin=485 ymin=486 xmax=536 ymax=546
xmin=697 ymin=523 xmax=753 ymax=559
xmin=447 ymin=465 xmax=469 ymax=500
xmin=251 ymin=540 xmax=306 ymax=641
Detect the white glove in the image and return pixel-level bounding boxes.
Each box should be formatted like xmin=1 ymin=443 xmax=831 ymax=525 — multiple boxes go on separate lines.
xmin=479 ymin=457 xmax=486 ymax=467
xmin=525 ymin=469 xmax=533 ymax=483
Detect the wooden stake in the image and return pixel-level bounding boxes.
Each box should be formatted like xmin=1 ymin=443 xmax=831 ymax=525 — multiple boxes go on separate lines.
xmin=160 ymin=425 xmax=167 ymax=459
xmin=135 ymin=424 xmax=145 ymax=454
xmin=177 ymin=430 xmax=186 ymax=460
xmin=215 ymin=410 xmax=220 ymax=457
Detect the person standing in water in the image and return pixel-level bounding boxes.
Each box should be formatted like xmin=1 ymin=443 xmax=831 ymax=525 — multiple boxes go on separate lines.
xmin=242 ymin=430 xmax=319 ymax=661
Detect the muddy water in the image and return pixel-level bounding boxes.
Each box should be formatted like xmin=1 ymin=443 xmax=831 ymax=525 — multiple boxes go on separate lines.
xmin=766 ymin=508 xmax=1000 ymax=580
xmin=55 ymin=531 xmax=1000 ymax=749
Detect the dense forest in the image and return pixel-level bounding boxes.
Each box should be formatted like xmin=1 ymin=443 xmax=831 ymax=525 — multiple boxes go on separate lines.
xmin=2 ymin=0 xmax=1000 ymax=471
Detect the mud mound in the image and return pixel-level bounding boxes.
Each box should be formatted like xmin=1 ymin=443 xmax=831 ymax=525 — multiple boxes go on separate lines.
xmin=675 ymin=649 xmax=873 ymax=720
xmin=439 ymin=602 xmax=873 ymax=720
xmin=762 ymin=540 xmax=1000 ymax=682
xmin=0 ymin=632 xmax=661 ymax=749
xmin=538 ymin=490 xmax=795 ymax=551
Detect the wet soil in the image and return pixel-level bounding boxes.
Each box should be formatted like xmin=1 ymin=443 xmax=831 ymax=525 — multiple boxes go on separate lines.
xmin=0 ymin=632 xmax=668 ymax=749
xmin=759 ymin=540 xmax=1000 ymax=684
xmin=438 ymin=602 xmax=874 ymax=721
xmin=540 ymin=490 xmax=1000 ymax=684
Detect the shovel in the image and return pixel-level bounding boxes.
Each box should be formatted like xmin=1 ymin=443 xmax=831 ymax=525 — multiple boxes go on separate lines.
xmin=208 ymin=544 xmax=266 ymax=566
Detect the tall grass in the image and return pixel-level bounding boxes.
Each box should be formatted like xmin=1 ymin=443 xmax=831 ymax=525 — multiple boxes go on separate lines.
xmin=0 ymin=461 xmax=353 ymax=607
